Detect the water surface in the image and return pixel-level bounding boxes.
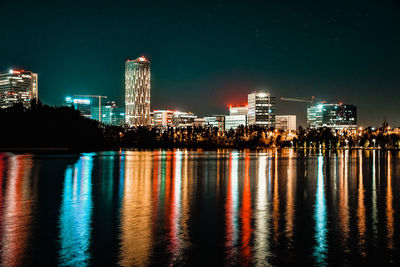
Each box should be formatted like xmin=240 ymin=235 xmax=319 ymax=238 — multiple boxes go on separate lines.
xmin=0 ymin=149 xmax=399 ymax=266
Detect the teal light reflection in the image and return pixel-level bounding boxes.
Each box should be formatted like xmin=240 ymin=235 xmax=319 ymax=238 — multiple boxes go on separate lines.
xmin=313 ymin=155 xmax=327 ymax=266
xmin=58 ymin=153 xmax=94 ymax=266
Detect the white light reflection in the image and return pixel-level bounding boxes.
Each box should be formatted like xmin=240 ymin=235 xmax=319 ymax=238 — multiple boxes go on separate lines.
xmin=313 ymin=155 xmax=327 ymax=266
xmin=254 ymin=155 xmax=269 ymax=266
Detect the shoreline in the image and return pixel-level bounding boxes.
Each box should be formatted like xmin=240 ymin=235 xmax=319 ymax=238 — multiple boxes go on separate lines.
xmin=0 ymin=146 xmax=398 ymax=154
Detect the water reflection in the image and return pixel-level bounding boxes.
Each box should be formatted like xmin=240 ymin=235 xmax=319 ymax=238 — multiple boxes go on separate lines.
xmin=0 ymin=149 xmax=399 ymax=266
xmin=58 ymin=153 xmax=94 ymax=266
xmin=357 ymin=151 xmax=366 ymax=257
xmin=167 ymin=150 xmax=187 ymax=264
xmin=240 ymin=153 xmax=252 ymax=264
xmin=1 ymin=155 xmax=35 ymax=267
xmin=119 ymin=151 xmax=153 ymax=266
xmin=386 ymin=152 xmax=394 ymax=251
xmin=254 ymin=155 xmax=269 ymax=265
xmin=313 ymin=155 xmax=327 ymax=266
xmin=338 ymin=150 xmax=349 ymax=253
xmin=225 ymin=151 xmax=239 ymax=262
xmin=286 ymin=150 xmax=295 ymax=247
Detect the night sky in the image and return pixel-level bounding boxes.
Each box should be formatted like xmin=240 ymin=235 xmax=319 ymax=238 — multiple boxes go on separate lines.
xmin=1 ymin=0 xmax=399 ymax=127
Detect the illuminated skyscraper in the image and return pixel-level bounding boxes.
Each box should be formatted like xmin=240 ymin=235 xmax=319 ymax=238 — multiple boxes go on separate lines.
xmin=125 ymin=56 xmax=151 ymax=126
xmin=0 ymin=69 xmax=38 ymax=108
xmin=248 ymin=91 xmax=276 ymax=128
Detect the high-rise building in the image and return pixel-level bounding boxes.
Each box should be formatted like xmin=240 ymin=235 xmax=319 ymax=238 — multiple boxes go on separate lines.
xmin=307 ymin=103 xmax=357 ymax=130
xmin=0 ymin=69 xmax=38 ymax=108
xmin=91 ymin=101 xmax=125 ymax=126
xmin=125 ymin=56 xmax=151 ymax=126
xmin=248 ymin=91 xmax=276 ymax=128
xmin=276 ymin=115 xmax=297 ymax=131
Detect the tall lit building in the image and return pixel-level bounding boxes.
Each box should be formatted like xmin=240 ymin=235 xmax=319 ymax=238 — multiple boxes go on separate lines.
xmin=307 ymin=103 xmax=357 ymax=130
xmin=0 ymin=69 xmax=38 ymax=108
xmin=125 ymin=56 xmax=151 ymax=126
xmin=276 ymin=115 xmax=296 ymax=131
xmin=248 ymin=91 xmax=276 ymax=128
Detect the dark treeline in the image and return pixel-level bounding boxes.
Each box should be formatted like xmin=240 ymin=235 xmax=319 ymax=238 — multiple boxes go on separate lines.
xmin=1 ymin=101 xmax=399 ymax=150
xmin=0 ymin=100 xmax=115 ymax=150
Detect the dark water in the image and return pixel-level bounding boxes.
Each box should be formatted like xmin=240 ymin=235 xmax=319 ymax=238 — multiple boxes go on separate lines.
xmin=0 ymin=149 xmax=399 ymax=266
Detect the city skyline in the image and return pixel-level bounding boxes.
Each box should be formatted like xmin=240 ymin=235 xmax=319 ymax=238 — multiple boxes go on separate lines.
xmin=0 ymin=0 xmax=399 ymax=127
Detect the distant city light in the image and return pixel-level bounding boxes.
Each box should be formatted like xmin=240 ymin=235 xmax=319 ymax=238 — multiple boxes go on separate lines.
xmin=73 ymin=99 xmax=91 ymax=104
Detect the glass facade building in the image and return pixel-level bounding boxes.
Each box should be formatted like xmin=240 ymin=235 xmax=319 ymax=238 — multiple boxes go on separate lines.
xmin=64 ymin=97 xmax=93 ymax=118
xmin=125 ymin=57 xmax=151 ymax=126
xmin=248 ymin=91 xmax=276 ymax=128
xmin=0 ymin=69 xmax=38 ymax=108
xmin=91 ymin=104 xmax=125 ymax=126
xmin=307 ymin=103 xmax=357 ymax=130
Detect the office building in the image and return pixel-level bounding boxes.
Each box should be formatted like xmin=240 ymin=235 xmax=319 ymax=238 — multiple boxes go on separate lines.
xmin=172 ymin=111 xmax=196 ymax=127
xmin=307 ymin=103 xmax=357 ymax=130
xmin=64 ymin=96 xmax=93 ymax=118
xmin=229 ymin=105 xmax=248 ymax=116
xmin=153 ymin=110 xmax=175 ymax=127
xmin=125 ymin=56 xmax=151 ymax=126
xmin=91 ymin=101 xmax=125 ymax=126
xmin=248 ymin=91 xmax=276 ymax=128
xmin=152 ymin=110 xmax=196 ymax=127
xmin=225 ymin=115 xmax=247 ymax=130
xmin=0 ymin=69 xmax=38 ymax=108
xmin=276 ymin=115 xmax=296 ymax=131
xmin=193 ymin=118 xmax=206 ymax=127
xmin=204 ymin=116 xmax=225 ymax=130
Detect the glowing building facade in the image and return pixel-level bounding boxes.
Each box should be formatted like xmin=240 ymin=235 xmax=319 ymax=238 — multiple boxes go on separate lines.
xmin=307 ymin=103 xmax=357 ymax=130
xmin=225 ymin=115 xmax=247 ymax=130
xmin=0 ymin=69 xmax=38 ymax=108
xmin=64 ymin=97 xmax=93 ymax=118
xmin=152 ymin=110 xmax=196 ymax=127
xmin=229 ymin=106 xmax=248 ymax=116
xmin=125 ymin=57 xmax=151 ymax=126
xmin=248 ymin=91 xmax=276 ymax=128
xmin=276 ymin=115 xmax=296 ymax=131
